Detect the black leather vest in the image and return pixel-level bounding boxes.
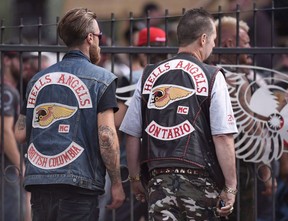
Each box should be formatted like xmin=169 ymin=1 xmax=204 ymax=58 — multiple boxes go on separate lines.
xmin=140 ymin=53 xmax=225 ymax=189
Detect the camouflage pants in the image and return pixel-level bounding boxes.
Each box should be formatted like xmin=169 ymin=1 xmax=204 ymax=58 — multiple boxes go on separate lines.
xmin=147 ymin=173 xmax=220 ymax=221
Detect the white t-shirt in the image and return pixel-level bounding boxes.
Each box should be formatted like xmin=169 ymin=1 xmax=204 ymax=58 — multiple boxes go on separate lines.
xmin=119 ymin=71 xmax=238 ymax=137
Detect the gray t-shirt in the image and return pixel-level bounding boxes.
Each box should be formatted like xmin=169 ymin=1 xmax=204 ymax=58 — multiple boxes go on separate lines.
xmin=0 ymin=84 xmax=19 ymax=120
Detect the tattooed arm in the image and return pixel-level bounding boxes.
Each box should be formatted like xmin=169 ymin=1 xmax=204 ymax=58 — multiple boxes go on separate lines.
xmin=14 ymin=114 xmax=31 ymax=219
xmin=15 ymin=114 xmax=27 ymax=144
xmin=98 ymin=109 xmax=125 ymax=209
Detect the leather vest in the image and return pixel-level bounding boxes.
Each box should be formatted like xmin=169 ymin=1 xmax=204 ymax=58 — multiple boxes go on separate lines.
xmin=141 ymin=53 xmax=225 ymax=189
xmin=24 ymin=50 xmax=117 ymax=193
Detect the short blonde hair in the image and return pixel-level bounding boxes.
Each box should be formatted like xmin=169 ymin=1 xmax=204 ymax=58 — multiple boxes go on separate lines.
xmin=215 ymin=16 xmax=249 ymax=33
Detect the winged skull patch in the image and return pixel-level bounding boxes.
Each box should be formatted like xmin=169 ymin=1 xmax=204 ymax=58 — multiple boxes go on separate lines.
xmin=147 ymin=84 xmax=195 ymax=109
xmin=33 ymin=103 xmax=77 ymax=128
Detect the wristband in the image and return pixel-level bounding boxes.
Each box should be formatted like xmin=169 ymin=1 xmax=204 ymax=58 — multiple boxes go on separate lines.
xmin=223 ymin=186 xmax=238 ymax=195
xmin=128 ymin=174 xmax=141 ymax=182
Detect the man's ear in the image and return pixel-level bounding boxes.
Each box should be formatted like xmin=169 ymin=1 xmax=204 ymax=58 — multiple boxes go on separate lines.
xmin=86 ymin=33 xmax=93 ymax=45
xmin=200 ymin=33 xmax=207 ymax=46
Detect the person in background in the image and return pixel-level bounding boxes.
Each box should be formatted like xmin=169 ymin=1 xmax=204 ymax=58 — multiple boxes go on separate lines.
xmin=119 ymin=26 xmax=167 ymax=90
xmin=136 ymin=26 xmax=167 ymax=67
xmin=227 ymin=0 xmax=274 ymax=69
xmin=0 ymin=50 xmax=22 ymax=221
xmin=214 ymin=16 xmax=278 ymax=221
xmin=136 ymin=2 xmax=163 ymax=30
xmin=14 ymin=8 xmax=125 ymax=221
xmin=120 ymin=8 xmax=238 ymax=221
xmin=19 ymin=52 xmax=58 ymax=98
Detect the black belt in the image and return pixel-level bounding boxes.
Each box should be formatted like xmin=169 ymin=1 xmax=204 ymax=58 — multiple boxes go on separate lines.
xmin=149 ymin=167 xmax=209 ymax=178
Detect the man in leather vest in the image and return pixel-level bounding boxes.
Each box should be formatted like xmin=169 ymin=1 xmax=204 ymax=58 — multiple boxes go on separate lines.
xmin=14 ymin=8 xmax=125 ymax=221
xmin=120 ymin=8 xmax=238 ymax=220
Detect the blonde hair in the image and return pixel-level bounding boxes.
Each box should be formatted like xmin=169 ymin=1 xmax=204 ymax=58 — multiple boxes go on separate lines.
xmin=215 ymin=16 xmax=249 ymax=33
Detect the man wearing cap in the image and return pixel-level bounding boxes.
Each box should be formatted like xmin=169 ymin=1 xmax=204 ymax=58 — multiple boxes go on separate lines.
xmin=120 ymin=8 xmax=238 ymax=220
xmin=136 ymin=27 xmax=167 ymax=68
xmin=0 ymin=50 xmax=22 ymax=220
xmin=137 ymin=27 xmax=166 ymax=46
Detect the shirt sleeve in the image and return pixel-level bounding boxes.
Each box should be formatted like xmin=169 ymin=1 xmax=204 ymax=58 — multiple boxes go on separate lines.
xmin=120 ymin=71 xmax=238 ymax=137
xmin=210 ymin=71 xmax=238 ymax=135
xmin=119 ymin=78 xmax=142 ymax=138
xmin=3 ymin=86 xmax=19 ymax=117
xmin=98 ymin=79 xmax=119 ymax=113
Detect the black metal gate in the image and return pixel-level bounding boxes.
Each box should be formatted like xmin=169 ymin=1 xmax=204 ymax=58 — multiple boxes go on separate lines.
xmin=1 ymin=1 xmax=288 ymax=221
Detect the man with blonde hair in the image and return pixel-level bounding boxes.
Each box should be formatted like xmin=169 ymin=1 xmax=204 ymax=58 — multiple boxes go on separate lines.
xmin=214 ymin=16 xmax=277 ymax=221
xmin=214 ymin=16 xmax=252 ymax=68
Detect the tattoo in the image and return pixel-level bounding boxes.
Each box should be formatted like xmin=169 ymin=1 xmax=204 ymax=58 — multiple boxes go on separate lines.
xmin=99 ymin=125 xmax=114 ymax=149
xmin=17 ymin=115 xmax=26 ymax=130
xmin=103 ymin=149 xmax=121 ymax=185
xmin=98 ymin=125 xmax=121 ymax=184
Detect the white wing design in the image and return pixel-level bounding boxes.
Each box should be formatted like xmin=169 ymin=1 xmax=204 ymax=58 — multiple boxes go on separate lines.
xmin=219 ymin=65 xmax=288 ymax=164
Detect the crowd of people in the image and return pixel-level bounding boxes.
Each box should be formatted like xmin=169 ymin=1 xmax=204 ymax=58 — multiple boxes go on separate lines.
xmin=0 ymin=2 xmax=288 ymax=221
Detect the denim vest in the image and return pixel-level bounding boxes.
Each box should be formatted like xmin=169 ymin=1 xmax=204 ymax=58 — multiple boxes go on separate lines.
xmin=23 ymin=50 xmax=117 ymax=193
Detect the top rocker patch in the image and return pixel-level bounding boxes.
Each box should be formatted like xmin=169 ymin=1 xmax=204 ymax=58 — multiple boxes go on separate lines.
xmin=27 ymin=72 xmax=92 ymax=109
xmin=143 ymin=59 xmax=209 ymax=97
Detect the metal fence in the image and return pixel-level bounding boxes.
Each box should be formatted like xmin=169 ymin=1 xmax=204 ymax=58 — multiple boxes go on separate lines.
xmin=1 ymin=2 xmax=288 ymax=221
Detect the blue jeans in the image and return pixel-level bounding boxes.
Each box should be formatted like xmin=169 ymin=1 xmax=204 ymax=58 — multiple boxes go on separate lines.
xmin=30 ymin=185 xmax=99 ymax=221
